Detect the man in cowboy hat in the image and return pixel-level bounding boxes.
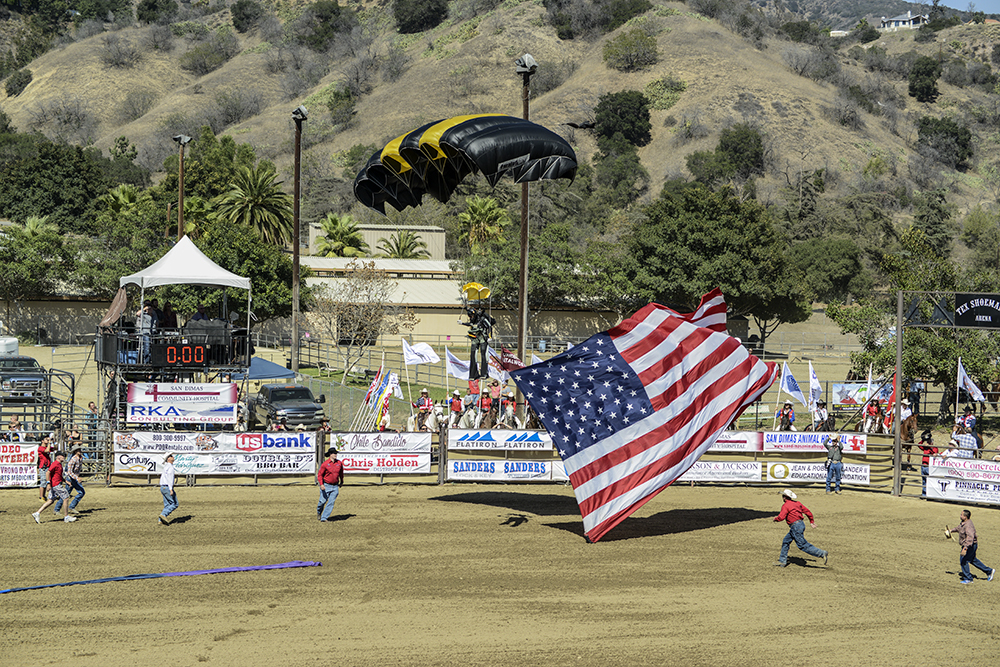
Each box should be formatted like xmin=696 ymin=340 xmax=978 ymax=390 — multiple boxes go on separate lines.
xmin=918 ymin=430 xmax=938 ymax=497
xmin=316 ymin=447 xmax=344 ymax=522
xmin=773 ymin=489 xmax=828 ymax=567
xmin=416 ymin=388 xmax=433 ymax=431
xmin=956 ymin=405 xmax=982 ymax=452
xmin=823 ymin=434 xmax=845 ymax=494
xmin=775 ymin=401 xmax=796 ymax=431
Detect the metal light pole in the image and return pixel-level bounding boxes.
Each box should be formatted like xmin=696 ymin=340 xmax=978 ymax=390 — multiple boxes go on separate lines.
xmin=172 ymin=135 xmax=191 ymax=241
xmin=514 ymin=54 xmax=537 ymax=371
xmin=290 ymin=106 xmax=308 ymax=374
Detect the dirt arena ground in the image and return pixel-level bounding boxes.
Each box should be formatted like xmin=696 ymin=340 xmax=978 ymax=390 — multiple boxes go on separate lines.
xmin=2 ymin=482 xmax=999 ymax=667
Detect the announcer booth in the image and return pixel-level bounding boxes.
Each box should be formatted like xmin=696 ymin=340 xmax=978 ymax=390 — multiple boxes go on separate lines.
xmin=96 ymin=237 xmax=318 ymax=486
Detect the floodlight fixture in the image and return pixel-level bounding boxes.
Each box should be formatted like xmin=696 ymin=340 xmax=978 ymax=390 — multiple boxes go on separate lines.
xmin=291 ymin=105 xmax=308 ymax=121
xmin=514 ymin=54 xmax=538 ymax=75
xmin=172 ymin=134 xmax=192 ymax=146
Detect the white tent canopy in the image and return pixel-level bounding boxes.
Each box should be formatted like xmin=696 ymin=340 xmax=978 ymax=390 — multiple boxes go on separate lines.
xmin=119 ymin=236 xmax=251 ymax=290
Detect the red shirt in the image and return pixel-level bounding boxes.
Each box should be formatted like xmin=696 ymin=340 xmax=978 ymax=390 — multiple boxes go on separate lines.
xmin=38 ymin=446 xmax=50 ymax=469
xmin=479 ymin=395 xmax=492 ymax=411
xmin=317 ymin=458 xmax=344 ymax=486
xmin=774 ymin=499 xmax=814 ymax=525
xmin=417 ymin=396 xmax=432 ymax=412
xmin=919 ymin=444 xmax=938 ymax=466
xmin=49 ymin=459 xmax=65 ymax=486
xmin=450 ymin=397 xmax=463 ymax=413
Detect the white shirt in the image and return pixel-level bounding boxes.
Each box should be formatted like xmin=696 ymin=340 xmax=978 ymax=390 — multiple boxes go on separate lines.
xmin=159 ymin=461 xmax=176 ymax=490
xmin=901 ymin=407 xmax=912 ymax=420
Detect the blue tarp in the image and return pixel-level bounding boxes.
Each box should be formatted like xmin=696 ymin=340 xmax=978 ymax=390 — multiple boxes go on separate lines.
xmin=232 ymin=356 xmax=295 ymax=381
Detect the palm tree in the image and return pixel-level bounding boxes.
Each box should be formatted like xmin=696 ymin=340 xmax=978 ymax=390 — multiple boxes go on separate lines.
xmin=457 ymin=195 xmax=509 ymax=254
xmin=375 ymin=229 xmax=430 ymax=259
xmin=315 ymin=213 xmax=369 ymax=257
xmin=22 ymin=215 xmax=59 ymax=237
xmin=212 ymin=162 xmax=293 ymax=245
xmin=97 ymin=184 xmax=145 ymax=214
xmin=181 ymin=195 xmax=214 ymax=239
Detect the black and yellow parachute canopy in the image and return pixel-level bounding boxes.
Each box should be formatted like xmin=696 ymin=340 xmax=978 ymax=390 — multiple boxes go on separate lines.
xmin=354 ymin=114 xmax=577 ymax=214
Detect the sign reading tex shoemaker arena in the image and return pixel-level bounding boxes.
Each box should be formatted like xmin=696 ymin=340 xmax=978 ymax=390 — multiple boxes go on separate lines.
xmin=955 ymin=294 xmax=1000 ymax=328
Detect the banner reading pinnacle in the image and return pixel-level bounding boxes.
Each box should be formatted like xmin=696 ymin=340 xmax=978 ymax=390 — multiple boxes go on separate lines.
xmin=955 ymin=293 xmax=1000 ymax=328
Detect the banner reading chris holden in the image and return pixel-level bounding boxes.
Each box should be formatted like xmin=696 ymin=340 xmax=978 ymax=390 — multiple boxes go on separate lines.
xmin=447 ymin=429 xmax=554 ymax=451
xmin=0 ymin=442 xmax=38 ymax=487
xmin=926 ymin=457 xmax=1000 ymax=505
xmin=331 ymin=431 xmax=432 ymax=475
xmin=113 ymin=431 xmax=316 ymax=475
xmin=126 ymin=383 xmax=238 ymax=424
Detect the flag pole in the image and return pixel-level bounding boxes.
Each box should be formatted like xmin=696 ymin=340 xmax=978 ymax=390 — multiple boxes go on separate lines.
xmin=955 ymin=356 xmax=961 ymax=423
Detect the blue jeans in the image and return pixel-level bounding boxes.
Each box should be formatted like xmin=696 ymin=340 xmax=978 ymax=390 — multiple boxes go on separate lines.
xmin=779 ymin=520 xmax=826 ymax=564
xmin=825 ymin=461 xmax=843 ymax=492
xmin=160 ymin=486 xmax=178 ymax=517
xmin=921 ymin=465 xmax=930 ymax=496
xmin=960 ymin=543 xmax=992 ymax=581
xmin=54 ymin=478 xmax=85 ymax=512
xmin=317 ymin=484 xmax=340 ymax=521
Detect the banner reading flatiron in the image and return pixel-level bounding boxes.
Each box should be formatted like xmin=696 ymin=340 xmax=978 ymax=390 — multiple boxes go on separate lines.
xmin=127 ymin=383 xmax=238 ymax=424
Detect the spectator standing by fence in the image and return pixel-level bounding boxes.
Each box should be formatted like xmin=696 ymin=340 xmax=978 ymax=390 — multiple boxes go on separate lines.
xmin=823 ymin=434 xmax=845 ymax=494
xmin=317 ymin=447 xmax=344 ymax=522
xmin=773 ymin=489 xmax=828 ymax=567
xmin=158 ymin=453 xmax=178 ymax=525
xmin=949 ymin=509 xmax=994 ymax=584
xmin=918 ymin=431 xmax=938 ymax=497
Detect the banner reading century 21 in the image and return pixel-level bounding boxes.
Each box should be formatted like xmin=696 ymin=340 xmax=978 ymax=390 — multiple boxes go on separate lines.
xmin=126 ymin=383 xmax=238 ymax=424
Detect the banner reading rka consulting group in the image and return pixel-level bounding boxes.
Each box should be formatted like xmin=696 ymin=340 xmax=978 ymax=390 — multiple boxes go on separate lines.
xmin=126 ymin=383 xmax=238 ymax=424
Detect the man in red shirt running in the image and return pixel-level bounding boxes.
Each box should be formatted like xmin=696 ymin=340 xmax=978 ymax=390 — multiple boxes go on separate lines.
xmin=37 ymin=436 xmax=54 ymax=501
xmin=32 ymin=451 xmax=77 ymax=524
xmin=773 ymin=489 xmax=826 ymax=567
xmin=316 ymin=447 xmax=345 ymax=523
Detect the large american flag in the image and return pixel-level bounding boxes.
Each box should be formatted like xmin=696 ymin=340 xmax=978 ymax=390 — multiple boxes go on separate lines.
xmin=510 ymin=289 xmax=777 ymax=542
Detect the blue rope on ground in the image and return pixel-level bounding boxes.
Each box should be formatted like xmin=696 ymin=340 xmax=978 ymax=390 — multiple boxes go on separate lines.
xmin=0 ymin=560 xmax=321 ymax=594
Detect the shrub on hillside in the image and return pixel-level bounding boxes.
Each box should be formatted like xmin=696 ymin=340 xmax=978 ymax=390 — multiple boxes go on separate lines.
xmin=531 ymin=59 xmax=579 ymax=96
xmin=942 ymin=60 xmax=969 ymax=87
xmin=543 ymin=0 xmax=652 ymax=40
xmin=914 ymin=25 xmax=936 ymax=43
xmin=100 ymin=33 xmax=142 ymax=68
xmin=143 ymin=24 xmax=175 ymax=51
xmin=382 ymin=39 xmax=411 ymax=83
xmin=782 ymin=46 xmax=840 ymax=81
xmin=917 ymin=115 xmax=973 ymax=170
xmin=213 ymin=88 xmax=262 ymax=128
xmin=326 ymin=86 xmax=356 ymax=127
xmin=293 ymin=1 xmax=358 ymax=51
xmin=849 ymin=22 xmax=879 ymax=44
xmin=644 ymin=75 xmax=686 ymax=110
xmin=779 ymin=20 xmax=824 ymax=45
xmin=602 ymin=28 xmax=658 ymax=72
xmin=137 ymin=0 xmax=178 ymax=25
xmin=231 ymin=0 xmax=264 ymax=33
xmin=29 ymin=97 xmax=96 ymax=143
xmin=595 ymin=90 xmax=651 ymax=147
xmin=179 ymin=28 xmax=239 ymax=75
xmin=394 ymin=0 xmax=446 ymax=34
xmin=119 ymin=89 xmax=158 ymax=121
xmin=908 ymin=56 xmax=942 ymax=103
xmin=5 ymin=68 xmax=32 ymax=97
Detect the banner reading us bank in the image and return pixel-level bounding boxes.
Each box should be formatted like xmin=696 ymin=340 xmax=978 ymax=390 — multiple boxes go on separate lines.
xmin=126 ymin=383 xmax=238 ymax=424
xmin=763 ymin=431 xmax=867 ymax=454
xmin=114 ymin=431 xmax=316 ymax=454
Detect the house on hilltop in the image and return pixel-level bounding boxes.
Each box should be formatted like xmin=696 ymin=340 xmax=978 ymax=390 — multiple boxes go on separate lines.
xmin=880 ymin=10 xmax=929 ymax=31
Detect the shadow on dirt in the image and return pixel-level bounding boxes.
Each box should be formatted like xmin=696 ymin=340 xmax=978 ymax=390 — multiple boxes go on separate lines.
xmin=431 ymin=491 xmax=579 ymax=516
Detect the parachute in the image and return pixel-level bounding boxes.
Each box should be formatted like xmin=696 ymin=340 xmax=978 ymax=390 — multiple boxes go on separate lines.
xmin=353 ymin=114 xmax=577 ymax=214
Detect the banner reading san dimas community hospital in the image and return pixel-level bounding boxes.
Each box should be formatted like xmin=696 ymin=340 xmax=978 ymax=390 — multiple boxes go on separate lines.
xmin=126 ymin=383 xmax=238 ymax=424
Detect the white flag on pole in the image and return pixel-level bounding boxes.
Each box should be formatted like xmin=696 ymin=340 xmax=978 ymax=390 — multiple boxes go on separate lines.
xmin=780 ymin=362 xmax=808 ymax=408
xmin=445 ymin=348 xmax=470 ymax=381
xmin=958 ymin=358 xmax=985 ymax=402
xmin=401 ymin=338 xmax=441 ymax=365
xmin=531 ymin=353 xmax=544 ymax=366
xmin=808 ymin=361 xmax=823 ymax=411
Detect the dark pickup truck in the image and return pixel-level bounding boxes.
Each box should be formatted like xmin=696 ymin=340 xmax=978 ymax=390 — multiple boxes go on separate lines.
xmin=0 ymin=356 xmax=48 ymax=400
xmin=246 ymin=384 xmax=326 ymax=430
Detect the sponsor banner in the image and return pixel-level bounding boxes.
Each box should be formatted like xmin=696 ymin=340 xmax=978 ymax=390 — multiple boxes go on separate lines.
xmin=766 ymin=462 xmax=870 ymax=485
xmin=340 ymin=453 xmax=431 ymax=475
xmin=0 ymin=443 xmax=38 ymax=465
xmin=114 ymin=451 xmax=314 ymax=475
xmin=678 ymin=461 xmax=762 ymax=482
xmin=114 ymin=431 xmax=316 ymax=454
xmin=447 ymin=459 xmax=553 ymax=482
xmin=552 ymin=459 xmax=568 ymax=482
xmin=927 ymin=461 xmax=1000 ymax=504
xmin=763 ymin=431 xmax=867 ymax=454
xmin=127 ymin=383 xmax=238 ymax=424
xmin=927 ymin=457 xmax=1000 ymax=505
xmin=0 ymin=464 xmax=38 ymax=487
xmin=329 ymin=432 xmax=432 ymax=454
xmin=710 ymin=431 xmax=763 ymax=452
xmin=832 ymin=383 xmax=892 ymax=407
xmin=448 ymin=429 xmax=553 ymax=451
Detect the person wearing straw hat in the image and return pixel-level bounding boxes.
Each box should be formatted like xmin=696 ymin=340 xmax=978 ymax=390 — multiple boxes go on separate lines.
xmin=416 ymin=388 xmax=433 ymax=431
xmin=773 ymin=489 xmax=828 ymax=567
xmin=316 ymin=447 xmax=344 ymax=522
xmin=918 ymin=430 xmax=938 ymax=497
xmin=449 ymin=390 xmax=463 ymax=427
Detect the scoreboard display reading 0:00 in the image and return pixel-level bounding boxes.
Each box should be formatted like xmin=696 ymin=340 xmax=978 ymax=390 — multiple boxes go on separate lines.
xmin=151 ymin=343 xmax=208 ymax=366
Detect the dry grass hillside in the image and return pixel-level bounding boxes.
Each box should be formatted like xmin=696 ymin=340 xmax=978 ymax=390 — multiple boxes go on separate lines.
xmin=2 ymin=1 xmax=1000 ymax=219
